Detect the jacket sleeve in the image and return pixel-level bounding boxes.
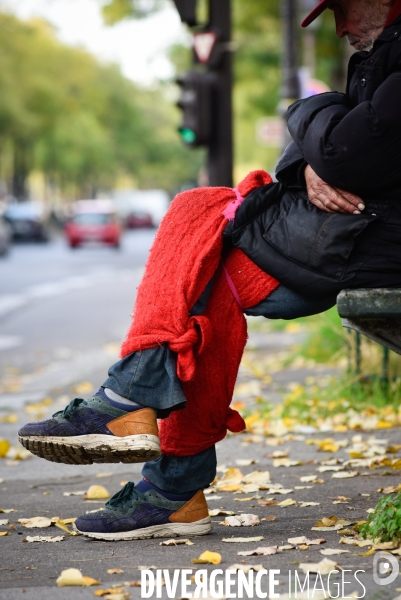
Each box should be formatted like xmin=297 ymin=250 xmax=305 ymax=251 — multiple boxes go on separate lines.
xmin=286 ymin=75 xmax=401 ymax=196
xmin=275 ymin=141 xmax=308 ymax=189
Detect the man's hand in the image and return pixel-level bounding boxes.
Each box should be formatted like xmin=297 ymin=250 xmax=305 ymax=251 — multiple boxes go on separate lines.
xmin=304 ymin=165 xmax=365 ymax=214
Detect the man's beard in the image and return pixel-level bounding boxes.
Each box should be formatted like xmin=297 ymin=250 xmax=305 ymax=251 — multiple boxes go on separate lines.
xmin=347 ymin=33 xmax=376 ymax=51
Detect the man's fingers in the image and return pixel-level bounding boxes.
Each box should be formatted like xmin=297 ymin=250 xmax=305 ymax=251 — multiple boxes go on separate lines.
xmin=335 ymin=187 xmax=365 ymax=211
xmin=309 ymin=196 xmax=336 ymax=213
xmin=318 ymin=188 xmax=362 ymax=214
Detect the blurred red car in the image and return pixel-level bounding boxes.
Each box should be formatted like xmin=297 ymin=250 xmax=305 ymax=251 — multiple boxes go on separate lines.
xmin=125 ymin=210 xmax=154 ymax=229
xmin=65 ymin=200 xmax=121 ymax=248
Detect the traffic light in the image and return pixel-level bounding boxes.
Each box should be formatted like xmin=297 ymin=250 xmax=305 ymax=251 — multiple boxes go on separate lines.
xmin=176 ymin=71 xmax=216 ymax=147
xmin=172 ymin=0 xmax=197 ymax=26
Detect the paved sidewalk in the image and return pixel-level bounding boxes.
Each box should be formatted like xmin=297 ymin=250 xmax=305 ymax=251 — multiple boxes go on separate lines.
xmin=1 ymin=328 xmax=401 ymax=599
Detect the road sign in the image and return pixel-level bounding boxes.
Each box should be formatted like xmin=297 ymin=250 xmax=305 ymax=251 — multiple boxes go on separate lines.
xmin=193 ymin=32 xmax=217 ymax=64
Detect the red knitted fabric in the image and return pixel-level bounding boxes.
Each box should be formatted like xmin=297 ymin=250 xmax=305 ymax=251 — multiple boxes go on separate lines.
xmin=120 ymin=170 xmax=279 ymax=455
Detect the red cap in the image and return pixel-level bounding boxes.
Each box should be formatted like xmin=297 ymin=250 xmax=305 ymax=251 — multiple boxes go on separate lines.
xmin=301 ymin=0 xmax=328 ymax=27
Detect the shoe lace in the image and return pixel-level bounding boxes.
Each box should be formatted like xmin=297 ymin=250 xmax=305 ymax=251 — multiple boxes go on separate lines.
xmin=106 ymin=482 xmax=142 ymax=511
xmin=52 ymin=397 xmax=87 ymax=420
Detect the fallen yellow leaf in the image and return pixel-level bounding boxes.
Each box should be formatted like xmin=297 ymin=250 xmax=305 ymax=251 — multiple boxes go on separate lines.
xmin=278 ymin=498 xmax=297 ymax=507
xmin=1 ymin=414 xmax=18 ymax=424
xmin=357 ymin=548 xmax=375 ymax=556
xmin=57 ymin=568 xmax=85 ymax=587
xmin=74 ymin=382 xmax=93 ymax=395
xmin=191 ymin=550 xmax=221 ymax=565
xmin=222 ymin=536 xmax=264 ymax=543
xmin=0 ymin=440 xmax=11 ymax=458
xmin=84 ymin=485 xmax=110 ymax=500
xmin=18 ymin=517 xmax=52 ymax=528
xmin=82 ymin=576 xmax=100 ymax=586
xmin=332 ymin=471 xmax=358 ymax=479
xmin=0 ymin=531 xmax=8 ymax=536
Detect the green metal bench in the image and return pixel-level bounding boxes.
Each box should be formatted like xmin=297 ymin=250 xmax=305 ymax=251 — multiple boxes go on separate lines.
xmin=337 ymin=288 xmax=401 ymax=379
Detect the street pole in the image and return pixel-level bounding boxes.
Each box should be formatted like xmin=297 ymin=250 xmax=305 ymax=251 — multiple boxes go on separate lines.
xmin=207 ymin=0 xmax=233 ymax=187
xmin=280 ymin=0 xmax=301 ymax=149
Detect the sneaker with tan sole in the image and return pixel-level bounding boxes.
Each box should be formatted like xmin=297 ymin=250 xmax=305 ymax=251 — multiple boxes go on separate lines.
xmin=18 ymin=394 xmax=160 ymax=465
xmin=74 ymin=482 xmax=212 ymax=540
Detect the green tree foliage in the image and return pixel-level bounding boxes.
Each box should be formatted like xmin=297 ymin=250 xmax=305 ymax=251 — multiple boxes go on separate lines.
xmin=98 ymin=0 xmax=344 ymax=177
xmin=0 ymin=11 xmax=202 ymax=198
xmin=101 ymin=0 xmax=165 ymax=24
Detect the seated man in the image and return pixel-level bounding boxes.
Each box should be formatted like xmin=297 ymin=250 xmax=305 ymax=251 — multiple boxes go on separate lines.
xmin=19 ymin=0 xmax=401 ymax=541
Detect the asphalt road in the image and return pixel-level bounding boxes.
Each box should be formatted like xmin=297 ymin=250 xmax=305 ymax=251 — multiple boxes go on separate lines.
xmin=0 ymin=229 xmax=156 ymax=393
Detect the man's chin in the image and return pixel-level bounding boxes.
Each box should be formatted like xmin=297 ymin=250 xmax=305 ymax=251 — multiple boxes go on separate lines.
xmin=348 ymin=38 xmax=373 ymax=51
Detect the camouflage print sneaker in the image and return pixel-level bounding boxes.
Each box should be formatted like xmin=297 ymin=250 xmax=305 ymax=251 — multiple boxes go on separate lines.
xmin=74 ymin=482 xmax=212 ymax=540
xmin=18 ymin=395 xmax=160 ymax=465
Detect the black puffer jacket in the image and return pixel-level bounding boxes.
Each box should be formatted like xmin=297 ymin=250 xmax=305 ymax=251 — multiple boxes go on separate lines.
xmin=226 ymin=15 xmax=401 ymax=298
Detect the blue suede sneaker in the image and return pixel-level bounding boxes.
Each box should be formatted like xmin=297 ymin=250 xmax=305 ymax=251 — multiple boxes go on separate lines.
xmin=74 ymin=481 xmax=212 ymax=540
xmin=18 ymin=393 xmax=160 ymax=465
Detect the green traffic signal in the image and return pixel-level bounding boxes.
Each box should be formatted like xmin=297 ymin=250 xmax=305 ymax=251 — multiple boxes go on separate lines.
xmin=179 ymin=127 xmax=197 ymax=144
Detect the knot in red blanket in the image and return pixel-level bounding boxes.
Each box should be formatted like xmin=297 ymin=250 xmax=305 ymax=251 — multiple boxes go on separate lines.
xmin=169 ymin=315 xmax=212 ymax=381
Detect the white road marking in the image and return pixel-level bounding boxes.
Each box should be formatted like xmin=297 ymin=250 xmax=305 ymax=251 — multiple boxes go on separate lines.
xmin=0 ymin=268 xmax=143 ymax=319
xmin=0 ymin=336 xmax=22 ymax=351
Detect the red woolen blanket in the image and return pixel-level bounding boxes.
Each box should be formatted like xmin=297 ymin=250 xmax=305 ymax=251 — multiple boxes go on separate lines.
xmin=121 ymin=171 xmax=279 ymax=455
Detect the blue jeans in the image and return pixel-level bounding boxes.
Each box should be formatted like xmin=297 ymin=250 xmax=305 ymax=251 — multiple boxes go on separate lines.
xmin=104 ymin=284 xmax=336 ymax=493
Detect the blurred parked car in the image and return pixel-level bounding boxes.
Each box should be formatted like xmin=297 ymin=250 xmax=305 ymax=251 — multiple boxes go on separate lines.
xmin=0 ymin=216 xmax=11 ymax=256
xmin=65 ymin=200 xmax=121 ymax=249
xmin=125 ymin=210 xmax=154 ymax=229
xmin=4 ymin=202 xmax=49 ymax=242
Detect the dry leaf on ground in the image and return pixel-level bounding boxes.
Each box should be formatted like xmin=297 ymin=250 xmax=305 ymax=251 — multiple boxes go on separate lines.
xmin=0 ymin=439 xmax=11 ymax=458
xmin=56 ymin=568 xmax=100 ymax=587
xmin=288 ymin=536 xmax=325 ymax=545
xmin=242 ymin=471 xmax=271 ymax=485
xmin=332 ymin=472 xmax=358 ymax=479
xmin=74 ymin=382 xmax=93 ymax=395
xmin=107 ymin=569 xmax=124 ymax=574
xmin=191 ymin=551 xmax=221 ymax=565
xmin=235 ymin=459 xmax=257 ymax=466
xmin=300 ymin=502 xmax=320 ymax=507
xmin=209 ymin=509 xmax=235 ymax=517
xmin=95 ymin=591 xmax=130 ymax=600
xmin=18 ymin=517 xmax=52 ymax=528
xmin=215 ymin=468 xmax=243 ymax=492
xmin=258 ymin=499 xmax=278 ymax=507
xmin=23 ymin=535 xmax=64 ymax=543
xmin=159 ymin=539 xmax=193 ymax=546
xmin=227 ymin=564 xmax=265 ymax=573
xmin=278 ymin=498 xmax=297 ymax=507
xmin=317 ymin=466 xmax=344 ymax=472
xmin=299 ymin=558 xmax=338 ymax=574
xmin=272 ymin=459 xmax=302 ymax=467
xmin=222 ymin=536 xmax=264 ymax=543
xmin=0 ymin=531 xmax=8 ymax=536
xmin=261 ymin=516 xmax=276 ymax=522
xmin=222 ymin=514 xmax=260 ymax=527
xmin=234 ymin=497 xmax=255 ymax=502
xmin=238 ymin=546 xmax=277 ymax=556
xmin=320 ymin=549 xmax=350 ymax=556
xmin=63 ymin=491 xmax=85 ymax=497
xmin=339 ymin=537 xmax=372 ymax=547
xmin=0 ymin=519 xmax=9 ymax=526
xmin=84 ymin=485 xmax=110 ymax=500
